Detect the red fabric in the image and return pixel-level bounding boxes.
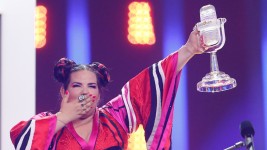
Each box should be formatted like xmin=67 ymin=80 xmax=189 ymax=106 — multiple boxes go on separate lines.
xmin=10 ymin=121 xmax=27 ymax=145
xmin=10 ymin=51 xmax=180 ymax=150
xmin=95 ymin=109 xmax=128 ymax=149
xmin=32 ymin=116 xmax=56 ymax=149
xmin=54 ymin=129 xmax=82 ymax=150
xmin=128 ymin=68 xmax=152 ymax=129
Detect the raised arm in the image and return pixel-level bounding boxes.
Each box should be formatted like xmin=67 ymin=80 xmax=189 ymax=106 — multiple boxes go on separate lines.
xmin=177 ymin=29 xmax=206 ymax=72
xmin=119 ymin=29 xmax=205 ymax=149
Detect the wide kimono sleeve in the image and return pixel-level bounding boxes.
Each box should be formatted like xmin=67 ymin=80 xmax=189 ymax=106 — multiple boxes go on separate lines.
xmin=122 ymin=51 xmax=181 ymax=149
xmin=10 ymin=112 xmax=57 ymax=150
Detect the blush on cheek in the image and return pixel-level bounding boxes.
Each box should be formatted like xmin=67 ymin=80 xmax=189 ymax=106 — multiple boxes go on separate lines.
xmin=68 ymin=95 xmax=79 ymax=102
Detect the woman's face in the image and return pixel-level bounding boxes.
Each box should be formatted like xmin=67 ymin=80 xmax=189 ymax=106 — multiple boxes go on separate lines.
xmin=67 ymin=70 xmax=100 ymax=107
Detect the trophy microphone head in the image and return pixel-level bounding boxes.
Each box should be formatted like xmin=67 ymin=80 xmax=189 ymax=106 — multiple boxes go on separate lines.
xmin=240 ymin=120 xmax=255 ymax=138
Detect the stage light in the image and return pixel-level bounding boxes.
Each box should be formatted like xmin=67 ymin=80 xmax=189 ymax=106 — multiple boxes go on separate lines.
xmin=128 ymin=125 xmax=147 ymax=150
xmin=35 ymin=5 xmax=47 ymax=49
xmin=128 ymin=2 xmax=155 ymax=45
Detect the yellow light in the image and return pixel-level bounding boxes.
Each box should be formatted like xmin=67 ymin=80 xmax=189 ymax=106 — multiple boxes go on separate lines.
xmin=128 ymin=2 xmax=156 ymax=45
xmin=35 ymin=5 xmax=47 ymax=49
xmin=128 ymin=125 xmax=147 ymax=150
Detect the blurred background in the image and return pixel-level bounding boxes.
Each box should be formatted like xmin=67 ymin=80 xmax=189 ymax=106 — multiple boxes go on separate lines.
xmin=1 ymin=0 xmax=266 ymax=149
xmin=35 ymin=0 xmax=266 ymax=149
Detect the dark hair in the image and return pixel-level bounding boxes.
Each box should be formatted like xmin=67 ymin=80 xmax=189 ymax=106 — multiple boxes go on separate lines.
xmin=54 ymin=58 xmax=111 ymax=95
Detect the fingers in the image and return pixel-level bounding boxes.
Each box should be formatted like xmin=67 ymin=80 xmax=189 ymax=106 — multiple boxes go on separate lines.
xmin=62 ymin=90 xmax=69 ymax=103
xmin=192 ymin=28 xmax=199 ymax=34
xmin=78 ymin=94 xmax=97 ymax=114
xmin=199 ymin=36 xmax=206 ymax=53
xmin=78 ymin=95 xmax=84 ymax=102
xmin=78 ymin=94 xmax=96 ymax=102
xmin=79 ymin=95 xmax=96 ymax=107
xmin=189 ymin=24 xmax=208 ymax=54
xmin=196 ymin=31 xmax=209 ymax=54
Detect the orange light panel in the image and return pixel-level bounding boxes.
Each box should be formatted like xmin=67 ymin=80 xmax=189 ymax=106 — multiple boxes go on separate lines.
xmin=35 ymin=5 xmax=47 ymax=48
xmin=128 ymin=2 xmax=155 ymax=45
xmin=128 ymin=125 xmax=147 ymax=150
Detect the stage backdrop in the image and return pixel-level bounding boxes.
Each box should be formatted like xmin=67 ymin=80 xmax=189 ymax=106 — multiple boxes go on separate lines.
xmin=36 ymin=0 xmax=266 ymax=149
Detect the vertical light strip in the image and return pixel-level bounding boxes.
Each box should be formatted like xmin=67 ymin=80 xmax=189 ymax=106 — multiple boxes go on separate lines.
xmin=67 ymin=0 xmax=90 ymax=64
xmin=262 ymin=0 xmax=267 ymax=148
xmin=163 ymin=1 xmax=188 ymax=149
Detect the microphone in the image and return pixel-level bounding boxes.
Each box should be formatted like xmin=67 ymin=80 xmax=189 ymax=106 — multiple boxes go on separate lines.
xmin=224 ymin=141 xmax=245 ymax=150
xmin=240 ymin=121 xmax=255 ymax=150
xmin=198 ymin=4 xmax=221 ymax=47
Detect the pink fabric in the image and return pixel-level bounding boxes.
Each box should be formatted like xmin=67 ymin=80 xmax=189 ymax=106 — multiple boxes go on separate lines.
xmin=103 ymin=95 xmax=129 ymax=133
xmin=10 ymin=51 xmax=181 ymax=150
xmin=66 ymin=110 xmax=99 ymax=149
xmin=151 ymin=74 xmax=180 ymax=149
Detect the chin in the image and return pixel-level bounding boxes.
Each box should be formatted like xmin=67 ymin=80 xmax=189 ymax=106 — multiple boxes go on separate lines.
xmin=80 ymin=111 xmax=94 ymax=119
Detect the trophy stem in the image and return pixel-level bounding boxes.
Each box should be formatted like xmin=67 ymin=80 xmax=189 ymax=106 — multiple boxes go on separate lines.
xmin=197 ymin=51 xmax=237 ymax=92
xmin=210 ymin=52 xmax=219 ymax=72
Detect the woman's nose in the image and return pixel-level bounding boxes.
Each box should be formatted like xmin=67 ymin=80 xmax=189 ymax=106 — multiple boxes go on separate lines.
xmin=81 ymin=87 xmax=90 ymax=94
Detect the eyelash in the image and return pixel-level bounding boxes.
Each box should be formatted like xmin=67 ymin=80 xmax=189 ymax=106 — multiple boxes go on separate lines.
xmin=89 ymin=85 xmax=97 ymax=89
xmin=72 ymin=84 xmax=80 ymax=88
xmin=72 ymin=84 xmax=97 ymax=89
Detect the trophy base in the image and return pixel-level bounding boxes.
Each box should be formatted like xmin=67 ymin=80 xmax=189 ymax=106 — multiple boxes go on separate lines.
xmin=197 ymin=71 xmax=237 ymax=92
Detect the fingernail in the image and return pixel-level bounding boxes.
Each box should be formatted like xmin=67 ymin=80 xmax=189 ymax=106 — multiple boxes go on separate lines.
xmin=89 ymin=94 xmax=92 ymax=96
xmin=92 ymin=100 xmax=95 ymax=102
xmin=92 ymin=96 xmax=96 ymax=99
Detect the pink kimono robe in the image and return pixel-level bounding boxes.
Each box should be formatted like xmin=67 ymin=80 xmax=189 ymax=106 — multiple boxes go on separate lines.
xmin=10 ymin=51 xmax=181 ymax=150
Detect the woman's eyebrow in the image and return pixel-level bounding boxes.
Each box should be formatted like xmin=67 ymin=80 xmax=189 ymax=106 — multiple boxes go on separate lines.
xmin=71 ymin=82 xmax=82 ymax=85
xmin=88 ymin=82 xmax=97 ymax=85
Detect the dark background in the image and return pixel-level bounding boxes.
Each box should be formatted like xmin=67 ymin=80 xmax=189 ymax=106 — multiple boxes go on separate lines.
xmin=36 ymin=0 xmax=265 ymax=149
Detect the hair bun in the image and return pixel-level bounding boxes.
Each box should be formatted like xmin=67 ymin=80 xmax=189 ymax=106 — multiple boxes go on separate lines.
xmin=90 ymin=62 xmax=110 ymax=87
xmin=54 ymin=58 xmax=76 ymax=83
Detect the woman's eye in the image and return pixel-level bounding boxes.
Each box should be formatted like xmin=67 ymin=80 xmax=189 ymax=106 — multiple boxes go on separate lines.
xmin=89 ymin=85 xmax=97 ymax=89
xmin=72 ymin=84 xmax=81 ymax=88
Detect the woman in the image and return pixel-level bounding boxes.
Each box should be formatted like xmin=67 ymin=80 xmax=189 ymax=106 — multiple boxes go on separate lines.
xmin=10 ymin=30 xmax=206 ymax=150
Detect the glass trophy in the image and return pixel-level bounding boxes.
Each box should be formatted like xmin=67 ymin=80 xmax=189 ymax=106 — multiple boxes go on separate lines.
xmin=196 ymin=5 xmax=237 ymax=92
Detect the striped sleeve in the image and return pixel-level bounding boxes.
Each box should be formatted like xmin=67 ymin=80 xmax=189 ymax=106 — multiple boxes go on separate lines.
xmin=10 ymin=112 xmax=57 ymax=150
xmin=121 ymin=51 xmax=181 ymax=149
